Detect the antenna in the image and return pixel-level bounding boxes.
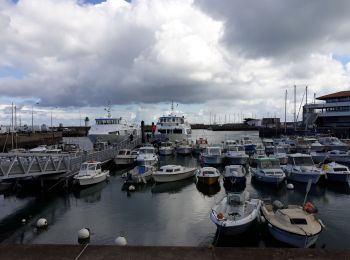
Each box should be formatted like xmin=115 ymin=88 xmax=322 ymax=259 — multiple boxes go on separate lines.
xmin=105 ymin=102 xmax=111 ymax=118
xmin=171 ymin=101 xmax=174 ymax=113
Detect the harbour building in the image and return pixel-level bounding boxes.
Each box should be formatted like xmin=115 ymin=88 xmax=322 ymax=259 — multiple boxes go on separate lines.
xmin=303 ymin=90 xmax=350 ymax=128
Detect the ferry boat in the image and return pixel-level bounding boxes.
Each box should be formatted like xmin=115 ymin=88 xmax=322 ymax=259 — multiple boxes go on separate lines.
xmin=88 ymin=105 xmax=137 ymax=144
xmin=155 ymin=102 xmax=192 ymax=142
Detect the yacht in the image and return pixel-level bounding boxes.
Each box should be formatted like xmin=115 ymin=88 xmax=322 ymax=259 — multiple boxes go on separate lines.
xmin=74 ymin=161 xmax=109 ymax=186
xmin=210 ymin=191 xmax=261 ymax=235
xmin=283 ymin=154 xmax=322 ymax=184
xmin=88 ymin=105 xmax=137 ymax=144
xmin=155 ymin=102 xmax=192 ymax=142
xmin=224 ymin=145 xmax=249 ymax=165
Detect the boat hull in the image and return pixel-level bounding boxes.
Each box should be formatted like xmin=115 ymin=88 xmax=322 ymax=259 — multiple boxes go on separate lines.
xmin=213 ymin=218 xmax=256 ymax=235
xmin=114 ymin=157 xmax=135 ymax=165
xmin=74 ymin=172 xmax=108 ymax=186
xmin=286 ymin=171 xmax=321 ymax=184
xmin=153 ymin=169 xmax=196 ymax=183
xmin=267 ymin=222 xmax=320 ymax=248
xmin=252 ymin=172 xmax=285 ymax=185
xmin=197 ymin=176 xmax=219 ymax=185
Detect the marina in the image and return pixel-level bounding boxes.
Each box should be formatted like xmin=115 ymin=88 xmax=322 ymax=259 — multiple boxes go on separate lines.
xmin=0 ymin=130 xmax=350 ymax=249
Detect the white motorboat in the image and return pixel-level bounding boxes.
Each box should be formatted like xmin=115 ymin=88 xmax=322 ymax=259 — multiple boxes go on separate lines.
xmin=327 ymin=150 xmax=350 ymax=164
xmin=210 ymin=191 xmax=261 ymax=235
xmin=29 ymin=145 xmax=48 ymax=153
xmin=136 ymin=146 xmax=158 ymax=166
xmin=269 ymin=146 xmax=288 ymax=165
xmin=114 ymin=149 xmax=136 ymax=166
xmin=318 ymin=137 xmax=349 ymax=152
xmin=251 ymin=145 xmax=267 ymax=166
xmin=261 ymin=201 xmax=323 ymax=248
xmin=176 ymin=139 xmax=192 ymax=155
xmin=323 ymin=162 xmax=350 ymax=183
xmin=223 ymin=165 xmax=247 ymax=185
xmin=223 ymin=140 xmax=237 ymax=151
xmin=123 ymin=165 xmax=155 ymax=184
xmin=196 ymin=167 xmax=220 ymax=185
xmin=88 ymin=105 xmax=138 ymax=144
xmin=283 ymin=154 xmax=322 ymax=184
xmin=201 ymin=146 xmax=223 ymax=165
xmin=310 ymin=141 xmax=326 ymax=152
xmin=241 ymin=136 xmax=256 ymax=155
xmin=262 ymin=139 xmax=275 ymax=155
xmin=251 ymin=158 xmax=285 ymax=185
xmin=159 ymin=141 xmax=174 ymax=156
xmin=192 ymin=138 xmax=208 ymax=154
xmin=224 ymin=145 xmax=249 ymax=165
xmin=155 ymin=102 xmax=192 ymax=142
xmin=74 ymin=161 xmax=109 ymax=186
xmin=153 ymin=165 xmax=196 ymax=183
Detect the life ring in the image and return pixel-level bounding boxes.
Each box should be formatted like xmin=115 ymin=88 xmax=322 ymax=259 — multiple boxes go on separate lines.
xmin=303 ymin=202 xmax=317 ymax=214
xmin=217 ymin=212 xmax=224 ymax=220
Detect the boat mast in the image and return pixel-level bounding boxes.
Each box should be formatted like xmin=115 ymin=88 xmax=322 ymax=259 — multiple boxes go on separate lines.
xmin=294 ymin=85 xmax=296 ymax=131
xmin=105 ymin=102 xmax=111 ymax=118
xmin=284 ymin=89 xmax=287 ymax=134
xmin=171 ymin=100 xmax=174 ymax=114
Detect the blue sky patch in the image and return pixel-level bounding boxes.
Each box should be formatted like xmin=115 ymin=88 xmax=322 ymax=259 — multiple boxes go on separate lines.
xmin=332 ymin=54 xmax=350 ymax=66
xmin=0 ymin=66 xmax=25 ymax=79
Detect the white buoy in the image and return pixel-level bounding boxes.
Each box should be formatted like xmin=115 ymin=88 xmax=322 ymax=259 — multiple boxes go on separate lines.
xmin=286 ymin=183 xmax=294 ymax=190
xmin=260 ymin=216 xmax=266 ymax=223
xmin=21 ymin=219 xmax=26 ymax=224
xmin=115 ymin=236 xmax=127 ymax=246
xmin=78 ymin=228 xmax=90 ymax=240
xmin=128 ymin=185 xmax=136 ymax=191
xmin=36 ymin=218 xmax=48 ymax=228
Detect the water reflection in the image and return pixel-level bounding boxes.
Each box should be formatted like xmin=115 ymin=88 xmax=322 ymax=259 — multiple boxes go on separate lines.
xmin=74 ymin=181 xmax=108 ymax=203
xmin=151 ymin=178 xmax=195 ymax=194
xmin=196 ymin=181 xmax=221 ymax=197
xmin=326 ymin=182 xmax=350 ymax=195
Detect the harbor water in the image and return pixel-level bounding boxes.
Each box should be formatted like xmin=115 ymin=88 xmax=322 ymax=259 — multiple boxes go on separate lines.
xmin=0 ymin=130 xmax=350 ymax=248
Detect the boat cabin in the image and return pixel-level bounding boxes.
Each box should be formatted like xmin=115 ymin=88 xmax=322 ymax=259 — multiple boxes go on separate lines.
xmin=227 ymin=191 xmax=249 ymax=205
xmin=79 ymin=161 xmax=102 ymax=174
xmin=95 ymin=118 xmax=122 ymax=125
xmin=118 ymin=149 xmax=131 ymax=156
xmin=159 ymin=165 xmax=183 ymax=173
xmin=138 ymin=147 xmax=156 ymax=154
xmin=256 ymin=158 xmax=281 ymax=169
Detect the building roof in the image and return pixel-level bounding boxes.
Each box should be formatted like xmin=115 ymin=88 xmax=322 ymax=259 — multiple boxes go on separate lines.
xmin=317 ymin=91 xmax=350 ymax=100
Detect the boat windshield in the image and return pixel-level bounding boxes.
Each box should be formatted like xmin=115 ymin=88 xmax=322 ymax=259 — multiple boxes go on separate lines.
xmin=333 ymin=167 xmax=349 ymax=172
xmin=259 ymin=160 xmax=280 ymax=169
xmin=229 ymin=167 xmax=241 ymax=173
xmin=203 ymin=170 xmax=215 ymax=175
xmin=209 ymin=148 xmax=221 ymax=155
xmin=80 ymin=164 xmax=96 ymax=171
xmin=293 ymin=157 xmax=314 ymax=166
xmin=118 ymin=150 xmax=127 ymax=155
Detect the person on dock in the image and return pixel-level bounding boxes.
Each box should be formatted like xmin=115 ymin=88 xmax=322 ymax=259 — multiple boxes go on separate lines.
xmin=129 ymin=133 xmax=134 ymax=142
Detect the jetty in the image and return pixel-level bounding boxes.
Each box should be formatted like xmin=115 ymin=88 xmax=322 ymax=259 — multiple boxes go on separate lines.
xmin=0 ymin=137 xmax=141 ymax=185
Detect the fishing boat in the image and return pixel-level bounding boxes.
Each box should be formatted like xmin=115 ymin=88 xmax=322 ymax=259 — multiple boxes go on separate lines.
xmin=153 ymin=165 xmax=196 ymax=183
xmin=224 ymin=145 xmax=249 ymax=165
xmin=251 ymin=158 xmax=285 ymax=185
xmin=114 ymin=149 xmax=136 ymax=166
xmin=210 ymin=191 xmax=261 ymax=235
xmin=283 ymin=154 xmax=322 ymax=184
xmin=176 ymin=139 xmax=192 ymax=155
xmin=192 ymin=138 xmax=208 ymax=154
xmin=74 ymin=161 xmax=109 ymax=186
xmin=269 ymin=146 xmax=288 ymax=165
xmin=200 ymin=146 xmax=223 ymax=165
xmin=136 ymin=146 xmax=158 ymax=166
xmin=323 ymin=162 xmax=350 ymax=183
xmin=159 ymin=141 xmax=175 ymax=156
xmin=223 ymin=165 xmax=247 ymax=185
xmin=261 ymin=201 xmax=323 ymax=248
xmin=196 ymin=167 xmax=220 ymax=185
xmin=123 ymin=165 xmax=155 ymax=184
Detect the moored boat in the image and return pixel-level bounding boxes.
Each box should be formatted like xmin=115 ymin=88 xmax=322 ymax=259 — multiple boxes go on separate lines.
xmin=323 ymin=162 xmax=350 ymax=183
xmin=159 ymin=141 xmax=175 ymax=156
xmin=153 ymin=165 xmax=196 ymax=183
xmin=200 ymin=146 xmax=223 ymax=165
xmin=123 ymin=165 xmax=155 ymax=184
xmin=210 ymin=191 xmax=261 ymax=235
xmin=224 ymin=145 xmax=249 ymax=165
xmin=74 ymin=161 xmax=109 ymax=186
xmin=196 ymin=167 xmax=220 ymax=185
xmin=223 ymin=165 xmax=247 ymax=185
xmin=114 ymin=149 xmax=136 ymax=166
xmin=261 ymin=201 xmax=323 ymax=248
xmin=136 ymin=146 xmax=158 ymax=166
xmin=251 ymin=158 xmax=285 ymax=185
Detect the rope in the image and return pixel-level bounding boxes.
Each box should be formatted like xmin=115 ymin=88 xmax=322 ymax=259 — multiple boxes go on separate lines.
xmin=75 ymin=243 xmax=89 ymax=260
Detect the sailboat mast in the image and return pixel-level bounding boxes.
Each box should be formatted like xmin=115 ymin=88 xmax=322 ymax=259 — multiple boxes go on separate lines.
xmin=294 ymin=85 xmax=296 ymax=131
xmin=285 ymin=89 xmax=287 ymax=134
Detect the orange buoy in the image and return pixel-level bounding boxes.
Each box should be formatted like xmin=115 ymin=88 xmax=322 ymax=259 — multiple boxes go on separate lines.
xmin=217 ymin=212 xmax=224 ymax=220
xmin=303 ymin=202 xmax=317 ymax=214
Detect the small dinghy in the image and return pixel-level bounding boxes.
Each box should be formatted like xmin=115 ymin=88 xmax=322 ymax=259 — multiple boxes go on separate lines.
xmin=210 ymin=191 xmax=261 ymax=235
xmin=261 ymin=201 xmax=323 ymax=248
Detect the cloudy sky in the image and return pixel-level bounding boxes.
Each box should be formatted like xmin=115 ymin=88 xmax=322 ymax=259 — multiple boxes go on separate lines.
xmin=0 ymin=0 xmax=350 ymax=126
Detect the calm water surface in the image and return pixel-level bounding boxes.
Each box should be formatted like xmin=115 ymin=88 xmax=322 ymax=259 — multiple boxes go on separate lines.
xmin=0 ymin=130 xmax=350 ymax=248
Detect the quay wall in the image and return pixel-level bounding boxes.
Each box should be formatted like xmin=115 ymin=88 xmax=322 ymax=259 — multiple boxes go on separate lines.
xmin=0 ymin=132 xmax=63 ymax=152
xmin=0 ymin=245 xmax=348 ymax=260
